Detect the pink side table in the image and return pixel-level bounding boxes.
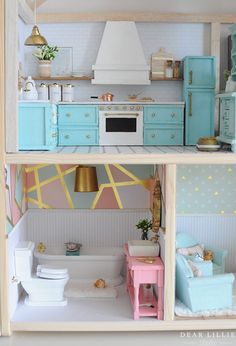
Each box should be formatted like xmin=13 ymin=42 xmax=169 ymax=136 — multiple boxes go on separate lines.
xmin=124 ymin=244 xmax=164 ymax=320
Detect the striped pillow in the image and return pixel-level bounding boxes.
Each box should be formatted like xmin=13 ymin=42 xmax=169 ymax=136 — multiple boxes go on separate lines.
xmin=176 ymin=244 xmax=204 ymax=258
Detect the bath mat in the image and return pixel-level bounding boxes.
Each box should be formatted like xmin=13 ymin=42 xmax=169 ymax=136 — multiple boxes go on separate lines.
xmin=175 ymin=274 xmax=236 ymax=317
xmin=65 ymin=280 xmax=118 ymax=299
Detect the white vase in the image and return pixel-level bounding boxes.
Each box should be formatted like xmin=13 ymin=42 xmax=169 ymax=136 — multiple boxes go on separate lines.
xmin=38 ymin=60 xmax=51 ymax=78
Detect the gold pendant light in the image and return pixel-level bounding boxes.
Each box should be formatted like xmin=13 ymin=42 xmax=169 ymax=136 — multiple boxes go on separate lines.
xmin=74 ymin=166 xmax=99 ymax=192
xmin=25 ymin=1 xmax=48 ymax=46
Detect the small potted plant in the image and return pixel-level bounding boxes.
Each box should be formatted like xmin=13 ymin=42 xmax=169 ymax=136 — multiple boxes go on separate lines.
xmin=33 ymin=45 xmax=59 ymax=78
xmin=136 ymin=219 xmax=152 ymax=240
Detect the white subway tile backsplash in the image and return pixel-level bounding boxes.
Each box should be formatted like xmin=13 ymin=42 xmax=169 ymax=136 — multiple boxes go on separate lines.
xmin=22 ymin=22 xmax=211 ymax=101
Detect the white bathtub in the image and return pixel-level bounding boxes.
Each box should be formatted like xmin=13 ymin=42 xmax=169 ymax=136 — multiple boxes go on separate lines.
xmin=34 ymin=247 xmax=125 ymax=286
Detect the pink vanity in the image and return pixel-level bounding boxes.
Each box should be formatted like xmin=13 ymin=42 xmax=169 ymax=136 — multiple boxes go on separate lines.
xmin=124 ymin=244 xmax=164 ymax=320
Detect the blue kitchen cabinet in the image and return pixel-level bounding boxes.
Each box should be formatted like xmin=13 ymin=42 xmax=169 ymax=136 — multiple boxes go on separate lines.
xmin=143 ymin=105 xmax=184 ymax=145
xmin=230 ymin=24 xmax=236 ymax=80
xmin=217 ymin=93 xmax=236 ymax=152
xmin=183 ymin=56 xmax=215 ymax=145
xmin=19 ymin=102 xmax=57 ymax=150
xmin=58 ymin=105 xmax=99 ymax=146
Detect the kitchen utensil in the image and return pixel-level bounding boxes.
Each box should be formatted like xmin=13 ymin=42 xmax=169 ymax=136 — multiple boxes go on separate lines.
xmin=101 ymin=93 xmax=113 ymax=102
xmin=23 ymin=76 xmax=38 ymax=100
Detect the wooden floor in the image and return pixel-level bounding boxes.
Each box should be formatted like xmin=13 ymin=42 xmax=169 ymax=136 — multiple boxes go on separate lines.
xmin=5 ymin=146 xmax=236 ymax=164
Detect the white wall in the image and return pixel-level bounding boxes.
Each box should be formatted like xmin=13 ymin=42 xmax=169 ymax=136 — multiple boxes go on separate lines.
xmin=23 ymin=22 xmax=210 ymax=101
xmin=18 ymin=17 xmax=26 ymax=75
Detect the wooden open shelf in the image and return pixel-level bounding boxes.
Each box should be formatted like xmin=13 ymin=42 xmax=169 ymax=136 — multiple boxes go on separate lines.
xmin=32 ymin=76 xmax=92 ymax=81
xmin=32 ymin=76 xmax=183 ymax=82
xmin=150 ymin=77 xmax=183 ymax=81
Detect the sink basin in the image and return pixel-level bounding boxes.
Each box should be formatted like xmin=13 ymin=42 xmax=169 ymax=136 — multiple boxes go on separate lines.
xmin=128 ymin=240 xmax=159 ymax=257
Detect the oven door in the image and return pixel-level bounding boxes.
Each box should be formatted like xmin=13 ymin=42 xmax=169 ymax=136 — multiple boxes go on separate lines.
xmin=99 ymin=111 xmax=143 ymax=145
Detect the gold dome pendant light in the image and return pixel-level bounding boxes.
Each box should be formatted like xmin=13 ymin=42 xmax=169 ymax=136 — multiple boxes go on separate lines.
xmin=74 ymin=166 xmax=99 ymax=192
xmin=25 ymin=0 xmax=48 ymax=46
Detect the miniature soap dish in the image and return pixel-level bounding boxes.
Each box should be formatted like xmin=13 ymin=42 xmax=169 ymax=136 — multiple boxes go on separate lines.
xmin=128 ymin=240 xmax=159 ymax=257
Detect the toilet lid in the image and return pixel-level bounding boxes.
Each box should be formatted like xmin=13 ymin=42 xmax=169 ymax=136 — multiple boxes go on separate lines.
xmin=37 ymin=265 xmax=68 ymax=280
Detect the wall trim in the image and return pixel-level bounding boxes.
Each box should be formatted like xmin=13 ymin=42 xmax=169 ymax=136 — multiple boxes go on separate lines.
xmin=37 ymin=12 xmax=236 ymax=24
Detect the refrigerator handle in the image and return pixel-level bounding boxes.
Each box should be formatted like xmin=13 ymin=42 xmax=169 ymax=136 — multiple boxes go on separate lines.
xmin=188 ymin=92 xmax=192 ymax=116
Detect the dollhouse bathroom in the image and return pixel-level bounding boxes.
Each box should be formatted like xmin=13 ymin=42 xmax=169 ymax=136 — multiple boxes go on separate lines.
xmin=5 ymin=162 xmax=236 ymax=328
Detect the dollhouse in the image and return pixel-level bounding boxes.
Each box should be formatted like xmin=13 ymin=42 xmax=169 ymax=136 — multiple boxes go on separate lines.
xmin=2 ymin=0 xmax=236 ymax=337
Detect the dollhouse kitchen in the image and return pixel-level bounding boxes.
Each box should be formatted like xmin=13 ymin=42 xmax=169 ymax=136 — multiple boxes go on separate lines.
xmin=2 ymin=0 xmax=236 ymax=337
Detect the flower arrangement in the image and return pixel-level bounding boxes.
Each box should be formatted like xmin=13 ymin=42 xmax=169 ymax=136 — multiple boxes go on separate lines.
xmin=33 ymin=45 xmax=59 ymax=61
xmin=136 ymin=219 xmax=152 ymax=240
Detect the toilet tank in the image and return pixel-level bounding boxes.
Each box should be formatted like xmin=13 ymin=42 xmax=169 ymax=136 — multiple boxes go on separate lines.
xmin=15 ymin=241 xmax=35 ymax=280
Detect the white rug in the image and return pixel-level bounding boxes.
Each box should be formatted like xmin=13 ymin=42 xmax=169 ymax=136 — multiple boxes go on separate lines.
xmin=65 ymin=280 xmax=117 ymax=299
xmin=175 ymin=274 xmax=236 ymax=317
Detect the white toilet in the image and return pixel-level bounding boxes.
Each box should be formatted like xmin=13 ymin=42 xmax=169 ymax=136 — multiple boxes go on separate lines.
xmin=15 ymin=241 xmax=69 ymax=306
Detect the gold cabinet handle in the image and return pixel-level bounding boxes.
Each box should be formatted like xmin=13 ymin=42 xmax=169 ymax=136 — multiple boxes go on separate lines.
xmin=65 ymin=135 xmax=70 ymax=139
xmin=171 ymin=112 xmax=176 ymax=118
xmin=151 ymin=134 xmax=156 ymax=138
xmin=84 ymin=113 xmax=90 ymax=118
xmin=66 ymin=113 xmax=71 ymax=117
xmin=86 ymin=134 xmax=91 ymax=139
xmin=151 ymin=112 xmax=156 ymax=117
xmin=188 ymin=92 xmax=192 ymax=116
xmin=189 ymin=70 xmax=193 ymax=85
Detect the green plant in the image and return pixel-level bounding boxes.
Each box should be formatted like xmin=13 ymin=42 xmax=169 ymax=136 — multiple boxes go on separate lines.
xmin=224 ymin=69 xmax=230 ymax=81
xmin=136 ymin=219 xmax=152 ymax=240
xmin=33 ymin=45 xmax=59 ymax=61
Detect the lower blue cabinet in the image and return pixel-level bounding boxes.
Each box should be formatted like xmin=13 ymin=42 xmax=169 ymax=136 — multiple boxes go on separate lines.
xmin=144 ymin=105 xmax=184 ymax=145
xmin=58 ymin=105 xmax=99 ymax=146
xmin=19 ymin=102 xmax=57 ymax=150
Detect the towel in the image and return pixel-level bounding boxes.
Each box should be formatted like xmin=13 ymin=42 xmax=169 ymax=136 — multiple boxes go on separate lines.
xmin=65 ymin=280 xmax=117 ymax=299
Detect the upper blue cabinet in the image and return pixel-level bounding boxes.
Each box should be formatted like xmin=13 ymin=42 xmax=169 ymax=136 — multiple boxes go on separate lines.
xmin=183 ymin=56 xmax=216 ymax=89
xmin=230 ymin=24 xmax=236 ymax=80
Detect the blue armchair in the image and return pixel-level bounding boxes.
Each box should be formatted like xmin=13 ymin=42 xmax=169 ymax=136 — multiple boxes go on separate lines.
xmin=175 ymin=232 xmax=235 ymax=312
xmin=176 ymin=232 xmax=227 ymax=274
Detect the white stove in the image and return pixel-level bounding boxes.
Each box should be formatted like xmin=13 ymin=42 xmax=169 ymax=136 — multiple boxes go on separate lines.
xmin=99 ymin=104 xmax=143 ymax=145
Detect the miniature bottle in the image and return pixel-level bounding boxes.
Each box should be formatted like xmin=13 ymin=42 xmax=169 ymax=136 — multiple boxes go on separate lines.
xmin=165 ymin=60 xmax=173 ymax=78
xmin=173 ymin=60 xmax=181 ymax=79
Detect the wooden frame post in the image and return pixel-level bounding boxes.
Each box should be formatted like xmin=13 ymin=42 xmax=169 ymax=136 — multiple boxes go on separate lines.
xmin=164 ymin=164 xmax=176 ymax=321
xmin=0 ymin=0 xmax=11 ymax=336
xmin=211 ymin=22 xmax=221 ymax=133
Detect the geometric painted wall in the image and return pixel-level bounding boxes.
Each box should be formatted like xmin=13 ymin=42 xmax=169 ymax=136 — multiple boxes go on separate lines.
xmin=5 ymin=164 xmax=27 ymax=233
xmin=26 ymin=164 xmax=153 ymax=209
xmin=177 ymin=165 xmax=236 ymax=215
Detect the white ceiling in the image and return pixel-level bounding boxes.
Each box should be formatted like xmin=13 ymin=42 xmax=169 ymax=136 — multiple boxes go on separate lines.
xmin=37 ymin=0 xmax=236 ymax=14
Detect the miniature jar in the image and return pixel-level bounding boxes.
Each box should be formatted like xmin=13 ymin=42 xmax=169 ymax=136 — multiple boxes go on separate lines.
xmin=165 ymin=60 xmax=173 ymax=78
xmin=49 ymin=83 xmax=62 ymax=103
xmin=38 ymin=83 xmax=49 ymax=101
xmin=173 ymin=60 xmax=181 ymax=79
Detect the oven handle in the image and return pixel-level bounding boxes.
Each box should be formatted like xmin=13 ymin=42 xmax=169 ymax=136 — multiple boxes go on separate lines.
xmin=104 ymin=112 xmax=140 ymax=117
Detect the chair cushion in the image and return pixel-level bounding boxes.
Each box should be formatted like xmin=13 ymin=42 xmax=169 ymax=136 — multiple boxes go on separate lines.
xmin=177 ymin=244 xmax=204 ymax=258
xmin=176 ymin=254 xmax=194 ymax=278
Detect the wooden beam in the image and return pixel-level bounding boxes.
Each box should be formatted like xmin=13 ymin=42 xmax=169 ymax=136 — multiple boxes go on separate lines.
xmin=163 ymin=164 xmax=176 ymax=321
xmin=36 ymin=0 xmax=47 ymax=8
xmin=37 ymin=11 xmax=236 ymax=24
xmin=6 ymin=0 xmax=18 ymax=152
xmin=211 ymin=22 xmax=221 ymax=133
xmin=0 ymin=0 xmax=11 ymax=336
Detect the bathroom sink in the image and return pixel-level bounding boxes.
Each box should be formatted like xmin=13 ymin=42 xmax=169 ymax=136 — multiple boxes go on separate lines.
xmin=128 ymin=240 xmax=159 ymax=257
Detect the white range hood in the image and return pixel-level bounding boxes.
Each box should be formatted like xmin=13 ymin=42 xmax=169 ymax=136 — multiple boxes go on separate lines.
xmin=92 ymin=21 xmax=150 ymax=85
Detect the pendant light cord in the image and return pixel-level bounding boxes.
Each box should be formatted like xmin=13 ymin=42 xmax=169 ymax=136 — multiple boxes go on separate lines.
xmin=34 ymin=0 xmax=37 ymax=25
